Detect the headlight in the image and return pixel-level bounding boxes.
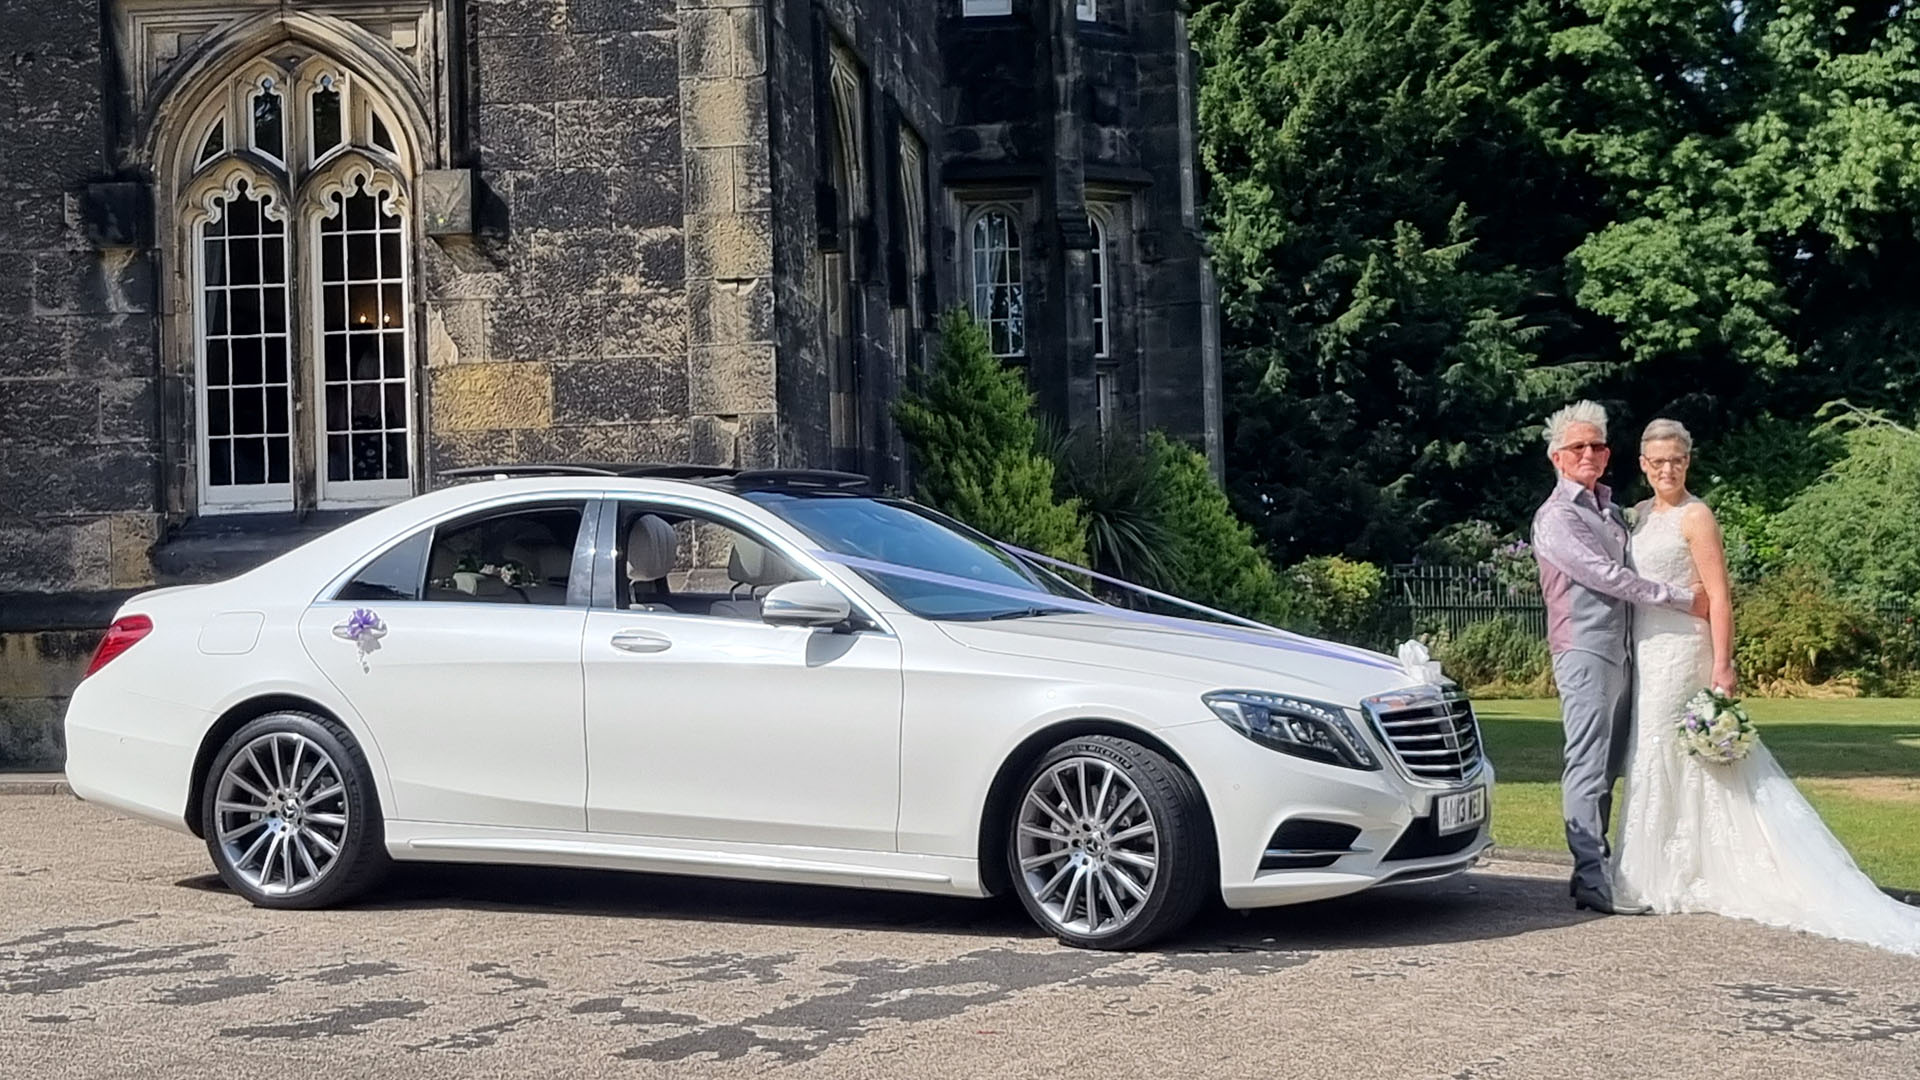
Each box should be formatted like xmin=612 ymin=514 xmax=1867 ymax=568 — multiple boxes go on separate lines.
xmin=1203 ymin=691 xmax=1380 ymax=770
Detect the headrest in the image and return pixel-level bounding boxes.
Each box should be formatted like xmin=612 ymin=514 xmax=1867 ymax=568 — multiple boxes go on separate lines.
xmin=626 ymin=514 xmax=678 ymax=582
xmin=727 ymin=535 xmax=801 ymax=589
xmin=502 ymin=539 xmax=573 ymax=582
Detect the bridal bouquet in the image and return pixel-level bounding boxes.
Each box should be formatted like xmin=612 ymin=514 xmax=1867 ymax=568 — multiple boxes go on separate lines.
xmin=1676 ymin=687 xmax=1757 ymax=764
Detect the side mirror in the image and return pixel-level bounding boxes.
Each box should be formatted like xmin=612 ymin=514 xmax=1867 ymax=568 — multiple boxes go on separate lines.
xmin=760 ymin=580 xmax=852 ymax=628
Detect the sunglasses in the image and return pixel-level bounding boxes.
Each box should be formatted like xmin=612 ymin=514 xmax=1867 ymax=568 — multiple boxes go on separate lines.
xmin=1557 ymin=441 xmax=1610 ymax=457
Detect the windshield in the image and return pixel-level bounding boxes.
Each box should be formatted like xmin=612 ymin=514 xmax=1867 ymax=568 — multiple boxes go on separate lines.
xmin=743 ymin=492 xmax=1093 ymax=620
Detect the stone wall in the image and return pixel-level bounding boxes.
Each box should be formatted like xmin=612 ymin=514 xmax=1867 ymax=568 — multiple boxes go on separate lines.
xmin=1 ymin=1 xmax=163 ymax=768
xmin=766 ymin=0 xmax=944 ymax=487
xmin=426 ymin=0 xmax=699 ymax=472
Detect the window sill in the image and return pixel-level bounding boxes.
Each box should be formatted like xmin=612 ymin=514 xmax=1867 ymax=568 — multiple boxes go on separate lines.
xmin=155 ymin=510 xmax=375 ymax=585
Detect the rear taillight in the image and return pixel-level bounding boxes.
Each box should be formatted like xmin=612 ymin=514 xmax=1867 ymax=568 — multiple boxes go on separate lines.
xmin=85 ymin=615 xmax=153 ymax=678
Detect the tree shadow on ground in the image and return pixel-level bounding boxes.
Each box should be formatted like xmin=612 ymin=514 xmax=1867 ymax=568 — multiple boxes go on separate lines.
xmin=182 ymin=863 xmax=1594 ymax=953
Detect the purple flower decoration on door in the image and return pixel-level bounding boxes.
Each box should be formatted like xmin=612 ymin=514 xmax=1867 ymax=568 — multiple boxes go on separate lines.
xmin=344 ymin=608 xmax=384 ymax=642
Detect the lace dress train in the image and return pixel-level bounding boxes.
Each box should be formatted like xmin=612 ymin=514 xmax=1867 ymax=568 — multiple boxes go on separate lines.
xmin=1613 ymin=498 xmax=1920 ymax=955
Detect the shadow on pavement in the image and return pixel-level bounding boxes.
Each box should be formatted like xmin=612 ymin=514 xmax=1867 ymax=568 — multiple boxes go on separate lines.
xmin=180 ymin=863 xmax=1595 ymax=951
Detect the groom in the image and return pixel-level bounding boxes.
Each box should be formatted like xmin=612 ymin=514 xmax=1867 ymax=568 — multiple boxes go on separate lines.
xmin=1531 ymin=401 xmax=1708 ymax=915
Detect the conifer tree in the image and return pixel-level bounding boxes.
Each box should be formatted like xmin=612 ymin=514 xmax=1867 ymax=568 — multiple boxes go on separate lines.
xmin=894 ymin=309 xmax=1089 ymax=565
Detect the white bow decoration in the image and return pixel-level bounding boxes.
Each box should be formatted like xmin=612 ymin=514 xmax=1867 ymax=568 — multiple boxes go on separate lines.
xmin=1397 ymin=639 xmax=1446 ymax=684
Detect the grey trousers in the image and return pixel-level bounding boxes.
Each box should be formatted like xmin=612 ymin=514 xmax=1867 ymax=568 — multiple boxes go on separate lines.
xmin=1552 ymin=649 xmax=1633 ymax=898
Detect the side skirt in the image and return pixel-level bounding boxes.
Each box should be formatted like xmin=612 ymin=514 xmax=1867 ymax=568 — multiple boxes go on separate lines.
xmin=383 ymin=820 xmax=988 ymax=898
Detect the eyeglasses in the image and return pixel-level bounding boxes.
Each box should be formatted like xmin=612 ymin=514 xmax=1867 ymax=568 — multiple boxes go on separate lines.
xmin=1557 ymin=441 xmax=1610 ymax=457
xmin=1644 ymin=456 xmax=1689 ymax=471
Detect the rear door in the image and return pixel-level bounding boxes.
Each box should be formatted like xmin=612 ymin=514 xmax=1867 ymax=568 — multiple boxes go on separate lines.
xmin=299 ymin=498 xmax=597 ymax=830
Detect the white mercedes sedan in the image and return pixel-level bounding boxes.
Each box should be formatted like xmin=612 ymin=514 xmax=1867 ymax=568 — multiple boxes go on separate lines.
xmin=65 ymin=466 xmax=1491 ymax=949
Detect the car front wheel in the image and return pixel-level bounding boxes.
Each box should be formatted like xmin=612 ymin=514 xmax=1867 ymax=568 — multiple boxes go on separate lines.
xmin=1008 ymin=735 xmax=1212 ymax=949
xmin=200 ymin=711 xmax=388 ymax=908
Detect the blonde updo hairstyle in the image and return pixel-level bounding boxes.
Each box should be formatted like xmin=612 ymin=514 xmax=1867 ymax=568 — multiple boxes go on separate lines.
xmin=1640 ymin=418 xmax=1694 ymax=455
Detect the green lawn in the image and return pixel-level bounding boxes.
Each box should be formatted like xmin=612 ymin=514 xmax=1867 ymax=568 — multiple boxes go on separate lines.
xmin=1475 ymin=698 xmax=1920 ymax=891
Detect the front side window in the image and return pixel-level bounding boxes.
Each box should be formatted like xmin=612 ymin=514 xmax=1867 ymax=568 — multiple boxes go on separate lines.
xmin=609 ymin=503 xmax=812 ymax=619
xmin=969 ymin=210 xmax=1025 ymax=357
xmin=179 ymin=51 xmax=415 ymax=512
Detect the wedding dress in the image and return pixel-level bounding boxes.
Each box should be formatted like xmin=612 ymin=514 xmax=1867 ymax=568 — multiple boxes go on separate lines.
xmin=1613 ymin=496 xmax=1920 ymax=954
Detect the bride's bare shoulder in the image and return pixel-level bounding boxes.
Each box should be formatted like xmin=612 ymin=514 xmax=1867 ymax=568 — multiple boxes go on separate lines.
xmin=1680 ymin=497 xmax=1721 ymax=534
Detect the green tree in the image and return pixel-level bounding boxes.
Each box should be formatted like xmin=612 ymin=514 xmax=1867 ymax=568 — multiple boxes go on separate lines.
xmin=1194 ymin=0 xmax=1593 ymax=563
xmin=1196 ymin=0 xmax=1920 ymax=563
xmin=1772 ymin=409 xmax=1920 ymax=613
xmin=1143 ymin=432 xmax=1301 ymax=626
xmin=1525 ymin=0 xmax=1920 ymax=423
xmin=894 ymin=309 xmax=1089 ymax=564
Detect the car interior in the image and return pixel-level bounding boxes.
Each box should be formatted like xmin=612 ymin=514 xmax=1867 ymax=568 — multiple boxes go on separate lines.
xmin=616 ymin=505 xmax=809 ymax=619
xmin=421 ymin=505 xmax=583 ymax=605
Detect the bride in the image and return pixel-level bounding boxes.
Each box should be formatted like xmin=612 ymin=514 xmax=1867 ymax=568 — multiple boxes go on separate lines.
xmin=1613 ymin=418 xmax=1920 ymax=954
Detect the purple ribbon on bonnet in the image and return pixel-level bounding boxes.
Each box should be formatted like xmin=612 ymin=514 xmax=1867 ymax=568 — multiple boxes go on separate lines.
xmin=806 ymin=546 xmax=1404 ymax=673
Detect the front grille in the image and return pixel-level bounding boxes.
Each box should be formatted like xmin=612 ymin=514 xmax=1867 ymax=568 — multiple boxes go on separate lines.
xmin=1363 ymin=689 xmax=1483 ymax=784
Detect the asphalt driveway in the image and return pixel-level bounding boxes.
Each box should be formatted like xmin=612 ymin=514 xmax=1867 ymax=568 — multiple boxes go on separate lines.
xmin=2 ymin=794 xmax=1916 ymax=1079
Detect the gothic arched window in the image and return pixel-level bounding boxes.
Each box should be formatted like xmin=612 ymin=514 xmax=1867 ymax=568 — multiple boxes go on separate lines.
xmin=175 ymin=52 xmax=416 ymax=512
xmin=968 ymin=210 xmax=1025 ymax=358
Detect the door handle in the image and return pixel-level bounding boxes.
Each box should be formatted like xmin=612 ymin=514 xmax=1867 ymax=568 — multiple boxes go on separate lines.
xmin=610 ymin=629 xmax=672 ymax=654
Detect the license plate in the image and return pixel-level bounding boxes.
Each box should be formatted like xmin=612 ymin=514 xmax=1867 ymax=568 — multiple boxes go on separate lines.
xmin=1435 ymin=787 xmax=1487 ymax=835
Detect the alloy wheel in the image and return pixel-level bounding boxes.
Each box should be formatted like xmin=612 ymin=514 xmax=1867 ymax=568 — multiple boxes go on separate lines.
xmin=213 ymin=731 xmax=350 ymax=898
xmin=1014 ymin=755 xmax=1160 ymax=937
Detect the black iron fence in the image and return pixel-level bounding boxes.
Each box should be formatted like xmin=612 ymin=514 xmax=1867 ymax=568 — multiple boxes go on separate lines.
xmin=1381 ymin=563 xmax=1544 ymax=642
xmin=1380 ymin=563 xmax=1914 ymax=644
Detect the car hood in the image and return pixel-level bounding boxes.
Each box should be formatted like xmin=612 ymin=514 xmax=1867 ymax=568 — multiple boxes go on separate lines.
xmin=935 ymin=611 xmax=1426 ymax=706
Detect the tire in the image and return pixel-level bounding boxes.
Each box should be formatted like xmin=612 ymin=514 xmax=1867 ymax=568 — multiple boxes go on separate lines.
xmin=1006 ymin=735 xmax=1213 ymax=950
xmin=200 ymin=710 xmax=389 ymax=909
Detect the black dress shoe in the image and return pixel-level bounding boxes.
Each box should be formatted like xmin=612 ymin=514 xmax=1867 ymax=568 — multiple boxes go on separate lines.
xmin=1572 ymin=886 xmax=1650 ymax=915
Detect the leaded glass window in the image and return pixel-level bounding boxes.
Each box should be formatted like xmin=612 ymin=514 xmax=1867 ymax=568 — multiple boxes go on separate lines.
xmin=251 ymin=77 xmax=284 ymax=162
xmin=199 ymin=182 xmax=293 ymax=495
xmin=199 ymin=120 xmax=225 ymax=165
xmin=318 ymin=179 xmax=410 ymax=495
xmin=970 ymin=211 xmax=1024 ymax=357
xmin=179 ymin=53 xmax=415 ymax=513
xmin=1089 ymin=215 xmax=1109 ymax=358
xmin=311 ymin=79 xmax=343 ymax=158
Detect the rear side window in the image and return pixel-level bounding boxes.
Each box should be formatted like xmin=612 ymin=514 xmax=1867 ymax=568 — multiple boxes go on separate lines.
xmin=423 ymin=503 xmax=586 ymax=606
xmin=337 ymin=530 xmax=431 ymax=601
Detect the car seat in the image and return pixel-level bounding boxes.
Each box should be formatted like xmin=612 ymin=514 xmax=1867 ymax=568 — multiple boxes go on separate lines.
xmin=626 ymin=514 xmax=679 ymax=611
xmin=708 ymin=535 xmax=803 ymax=619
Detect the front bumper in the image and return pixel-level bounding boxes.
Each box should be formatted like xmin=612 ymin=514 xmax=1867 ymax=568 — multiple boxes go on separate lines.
xmin=1166 ymin=719 xmax=1495 ymax=910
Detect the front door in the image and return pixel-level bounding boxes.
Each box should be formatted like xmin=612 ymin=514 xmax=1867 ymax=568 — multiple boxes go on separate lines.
xmin=582 ymin=500 xmax=902 ymax=850
xmin=299 ymin=499 xmax=593 ymax=830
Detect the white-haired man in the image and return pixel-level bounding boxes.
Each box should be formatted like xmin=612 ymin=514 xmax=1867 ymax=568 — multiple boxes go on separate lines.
xmin=1532 ymin=400 xmax=1708 ymax=915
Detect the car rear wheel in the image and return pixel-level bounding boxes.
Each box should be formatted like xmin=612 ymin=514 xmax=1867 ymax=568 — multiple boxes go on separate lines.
xmin=1007 ymin=735 xmax=1212 ymax=949
xmin=201 ymin=711 xmax=388 ymax=908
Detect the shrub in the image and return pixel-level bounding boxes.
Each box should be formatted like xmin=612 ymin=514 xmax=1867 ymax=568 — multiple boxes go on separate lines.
xmin=1771 ymin=410 xmax=1920 ymax=617
xmin=1426 ymin=617 xmax=1553 ymax=697
xmin=1141 ymin=431 xmax=1300 ymax=626
xmin=1050 ymin=427 xmax=1175 ymax=590
xmin=1734 ymin=565 xmax=1875 ymax=688
xmin=894 ymin=309 xmax=1088 ymax=564
xmin=1290 ymin=555 xmax=1387 ymax=645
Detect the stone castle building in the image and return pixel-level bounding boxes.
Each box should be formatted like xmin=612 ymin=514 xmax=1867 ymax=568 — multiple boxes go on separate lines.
xmin=0 ymin=0 xmax=1221 ymax=766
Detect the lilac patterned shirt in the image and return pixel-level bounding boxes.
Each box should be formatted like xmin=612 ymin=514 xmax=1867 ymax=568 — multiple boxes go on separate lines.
xmin=1531 ymin=476 xmax=1695 ymax=661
